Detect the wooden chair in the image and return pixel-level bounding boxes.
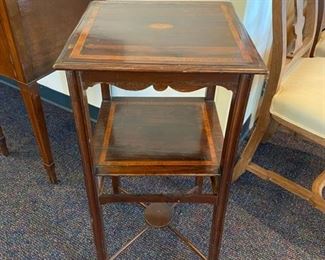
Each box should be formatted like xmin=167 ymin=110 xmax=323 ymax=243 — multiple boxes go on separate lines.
xmin=0 ymin=0 xmax=90 ymax=182
xmin=233 ymin=0 xmax=325 ymax=212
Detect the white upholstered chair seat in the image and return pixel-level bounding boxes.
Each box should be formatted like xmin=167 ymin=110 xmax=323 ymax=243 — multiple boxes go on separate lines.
xmin=315 ymin=31 xmax=325 ymax=57
xmin=270 ymin=57 xmax=325 ymax=138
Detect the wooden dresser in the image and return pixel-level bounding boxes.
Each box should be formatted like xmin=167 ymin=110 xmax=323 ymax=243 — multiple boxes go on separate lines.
xmin=0 ymin=0 xmax=90 ymax=183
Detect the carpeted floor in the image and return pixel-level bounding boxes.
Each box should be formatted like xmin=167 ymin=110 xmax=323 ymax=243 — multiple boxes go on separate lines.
xmin=0 ymin=84 xmax=324 ymax=259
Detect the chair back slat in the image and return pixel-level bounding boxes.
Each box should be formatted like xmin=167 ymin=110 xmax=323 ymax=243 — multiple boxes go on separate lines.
xmin=272 ymin=0 xmax=318 ymax=90
xmin=311 ymin=0 xmax=325 ymax=56
xmin=288 ymin=0 xmax=305 ymax=57
xmin=284 ymin=0 xmax=318 ymax=73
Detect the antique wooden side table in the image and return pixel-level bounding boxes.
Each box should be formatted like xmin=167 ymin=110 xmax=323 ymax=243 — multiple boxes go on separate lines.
xmin=54 ymin=1 xmax=267 ymax=259
xmin=0 ymin=0 xmax=90 ymax=182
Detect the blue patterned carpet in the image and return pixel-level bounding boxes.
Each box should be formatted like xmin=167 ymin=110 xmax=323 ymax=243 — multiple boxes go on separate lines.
xmin=0 ymin=84 xmax=324 ymax=259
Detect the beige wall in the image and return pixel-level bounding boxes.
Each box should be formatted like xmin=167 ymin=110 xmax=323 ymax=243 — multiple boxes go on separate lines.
xmin=230 ymin=0 xmax=247 ymax=20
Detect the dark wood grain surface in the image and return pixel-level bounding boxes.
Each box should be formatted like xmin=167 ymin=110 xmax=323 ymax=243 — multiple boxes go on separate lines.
xmin=54 ymin=1 xmax=266 ymax=74
xmin=94 ymin=98 xmax=223 ymax=176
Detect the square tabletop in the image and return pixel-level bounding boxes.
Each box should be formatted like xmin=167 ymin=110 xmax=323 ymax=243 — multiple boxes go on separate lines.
xmin=54 ymin=0 xmax=267 ymax=74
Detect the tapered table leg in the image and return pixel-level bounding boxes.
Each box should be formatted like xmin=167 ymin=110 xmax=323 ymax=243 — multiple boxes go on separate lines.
xmin=208 ymin=74 xmax=253 ymax=259
xmin=66 ymin=71 xmax=108 ymax=260
xmin=0 ymin=126 xmax=9 ymax=156
xmin=19 ymin=82 xmax=57 ymax=183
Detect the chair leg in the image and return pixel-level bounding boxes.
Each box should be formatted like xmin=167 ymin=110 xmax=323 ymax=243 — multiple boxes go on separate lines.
xmin=311 ymin=170 xmax=325 ymax=212
xmin=261 ymin=118 xmax=278 ymax=143
xmin=232 ymin=115 xmax=271 ymax=182
xmin=19 ymin=82 xmax=57 ymax=184
xmin=0 ymin=126 xmax=9 ymax=156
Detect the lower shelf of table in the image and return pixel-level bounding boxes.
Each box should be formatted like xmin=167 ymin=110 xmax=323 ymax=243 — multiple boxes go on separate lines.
xmin=93 ymin=98 xmax=223 ymax=176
